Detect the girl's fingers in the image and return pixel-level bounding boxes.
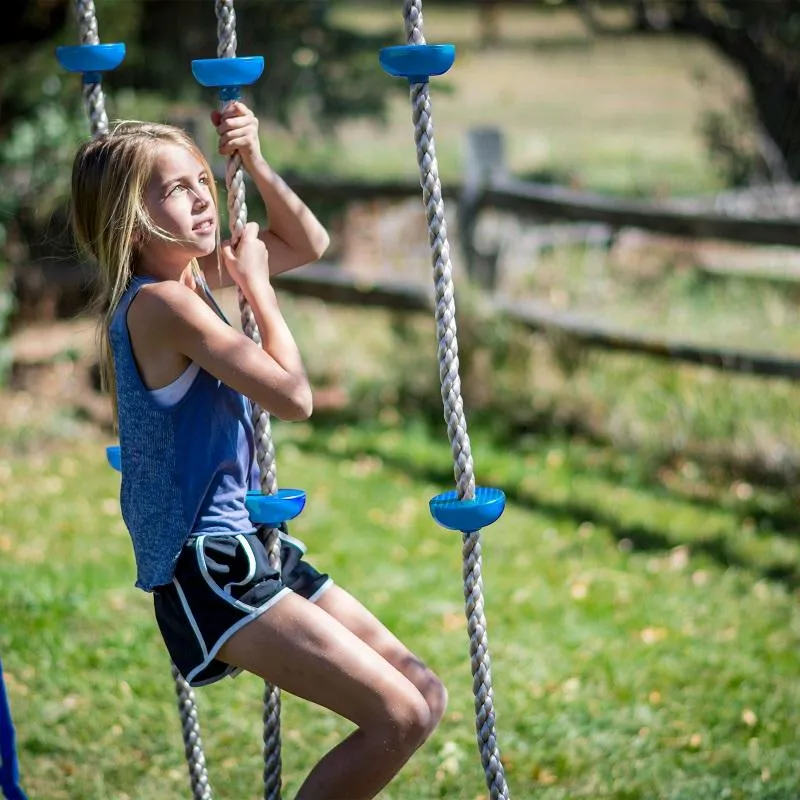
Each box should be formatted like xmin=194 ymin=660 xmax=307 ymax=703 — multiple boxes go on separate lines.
xmin=219 ymin=103 xmax=255 ymax=123
xmin=219 ymin=140 xmax=257 ymax=157
xmin=217 ymin=127 xmax=257 ymax=147
xmin=217 ymin=115 xmax=252 ymax=132
xmin=220 ymin=133 xmax=255 ymax=150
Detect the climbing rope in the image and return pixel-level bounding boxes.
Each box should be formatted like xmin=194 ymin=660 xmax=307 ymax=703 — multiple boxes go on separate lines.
xmin=64 ymin=3 xmax=214 ymax=798
xmin=213 ymin=4 xmax=283 ymax=799
xmin=74 ymin=0 xmax=108 ymax=136
xmin=398 ymin=2 xmax=510 ymax=797
xmin=172 ymin=663 xmax=213 ymax=800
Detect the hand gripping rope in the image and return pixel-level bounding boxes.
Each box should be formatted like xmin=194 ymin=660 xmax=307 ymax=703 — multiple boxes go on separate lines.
xmin=380 ymin=2 xmax=511 ymax=798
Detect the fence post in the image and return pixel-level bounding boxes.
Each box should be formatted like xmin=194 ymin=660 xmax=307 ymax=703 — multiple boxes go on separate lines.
xmin=459 ymin=126 xmax=506 ymax=290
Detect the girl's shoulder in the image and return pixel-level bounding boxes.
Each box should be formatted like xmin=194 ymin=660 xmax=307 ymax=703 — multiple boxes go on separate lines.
xmin=132 ymin=277 xmax=201 ymax=312
xmin=128 ymin=277 xmax=213 ymax=340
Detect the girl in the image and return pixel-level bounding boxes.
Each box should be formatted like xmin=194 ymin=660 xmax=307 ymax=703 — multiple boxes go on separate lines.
xmin=69 ymin=101 xmax=447 ymax=799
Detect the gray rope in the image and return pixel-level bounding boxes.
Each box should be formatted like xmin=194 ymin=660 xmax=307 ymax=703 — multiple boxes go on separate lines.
xmin=172 ymin=663 xmax=213 ymax=800
xmin=214 ymin=4 xmax=283 ymax=799
xmin=74 ymin=0 xmax=109 ymax=136
xmin=400 ymin=2 xmax=509 ymax=797
xmin=70 ymin=2 xmax=212 ymax=796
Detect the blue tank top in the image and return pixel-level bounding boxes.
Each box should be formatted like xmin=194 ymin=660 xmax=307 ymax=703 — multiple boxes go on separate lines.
xmin=109 ymin=275 xmax=256 ymax=591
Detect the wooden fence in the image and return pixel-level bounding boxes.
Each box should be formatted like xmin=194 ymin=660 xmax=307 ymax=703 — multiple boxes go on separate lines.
xmin=275 ymin=265 xmax=800 ymax=381
xmin=212 ymin=130 xmax=800 ymax=381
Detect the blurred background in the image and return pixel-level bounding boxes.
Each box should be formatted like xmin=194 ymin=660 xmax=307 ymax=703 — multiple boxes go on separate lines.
xmin=5 ymin=0 xmax=800 ymax=463
xmin=2 ymin=2 xmax=800 ymax=798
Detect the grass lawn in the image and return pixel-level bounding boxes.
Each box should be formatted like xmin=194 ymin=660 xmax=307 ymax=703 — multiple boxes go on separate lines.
xmin=1 ymin=416 xmax=798 ymax=799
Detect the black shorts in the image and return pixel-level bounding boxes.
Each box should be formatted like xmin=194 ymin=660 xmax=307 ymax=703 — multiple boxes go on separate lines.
xmin=153 ymin=529 xmax=332 ymax=686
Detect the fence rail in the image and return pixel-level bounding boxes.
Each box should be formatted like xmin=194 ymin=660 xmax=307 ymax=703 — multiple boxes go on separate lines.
xmin=481 ymin=178 xmax=800 ymax=247
xmin=275 ymin=265 xmax=800 ymax=380
xmin=279 ymin=173 xmax=800 ymax=248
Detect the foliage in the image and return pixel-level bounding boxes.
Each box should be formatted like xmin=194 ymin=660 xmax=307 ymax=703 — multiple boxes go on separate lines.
xmin=0 ymin=101 xmax=86 ymax=227
xmin=0 ymin=99 xmax=85 ymax=381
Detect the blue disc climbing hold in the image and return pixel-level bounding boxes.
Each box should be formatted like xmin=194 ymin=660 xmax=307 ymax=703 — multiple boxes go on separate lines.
xmin=192 ymin=56 xmax=264 ymax=88
xmin=245 ymin=489 xmax=307 ymax=526
xmin=429 ymin=486 xmax=505 ymax=532
xmin=56 ymin=43 xmax=126 ymax=83
xmin=106 ymin=445 xmax=121 ymax=473
xmin=379 ymin=44 xmax=455 ymax=83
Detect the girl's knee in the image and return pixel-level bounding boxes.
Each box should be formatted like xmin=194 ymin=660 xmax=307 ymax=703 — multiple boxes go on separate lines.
xmin=381 ymin=687 xmax=432 ymax=754
xmin=424 ymin=675 xmax=448 ymax=735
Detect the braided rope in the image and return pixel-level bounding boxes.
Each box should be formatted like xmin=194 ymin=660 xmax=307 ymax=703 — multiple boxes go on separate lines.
xmin=69 ymin=3 xmax=212 ymax=796
xmin=74 ymin=0 xmax=108 ymax=136
xmin=400 ymin=2 xmax=509 ymax=797
xmin=172 ymin=663 xmax=213 ymax=800
xmin=213 ymin=4 xmax=283 ymax=799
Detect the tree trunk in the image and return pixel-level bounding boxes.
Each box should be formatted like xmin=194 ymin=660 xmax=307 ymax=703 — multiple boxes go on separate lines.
xmin=674 ymin=1 xmax=800 ymax=181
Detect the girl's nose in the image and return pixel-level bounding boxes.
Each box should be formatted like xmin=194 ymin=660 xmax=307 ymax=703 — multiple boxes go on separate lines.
xmin=191 ymin=188 xmax=209 ymax=209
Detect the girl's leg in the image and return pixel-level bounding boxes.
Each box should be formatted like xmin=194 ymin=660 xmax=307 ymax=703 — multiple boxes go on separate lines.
xmin=217 ymin=591 xmax=431 ymax=800
xmin=315 ymin=585 xmax=448 ymax=734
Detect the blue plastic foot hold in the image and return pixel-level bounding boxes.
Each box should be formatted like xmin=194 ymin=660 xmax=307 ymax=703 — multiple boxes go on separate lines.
xmin=379 ymin=44 xmax=455 ymax=84
xmin=106 ymin=445 xmax=121 ymax=473
xmin=192 ymin=56 xmax=264 ymax=101
xmin=0 ymin=658 xmax=28 ymax=800
xmin=105 ymin=447 xmax=305 ymax=528
xmin=55 ymin=43 xmax=126 ymax=83
xmin=429 ymin=486 xmax=505 ymax=533
xmin=245 ymin=489 xmax=307 ymax=527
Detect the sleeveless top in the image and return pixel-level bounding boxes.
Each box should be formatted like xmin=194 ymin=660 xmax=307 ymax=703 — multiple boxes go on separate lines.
xmin=109 ymin=274 xmax=256 ymax=591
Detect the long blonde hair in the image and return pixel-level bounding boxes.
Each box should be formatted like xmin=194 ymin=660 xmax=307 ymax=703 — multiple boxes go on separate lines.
xmin=69 ymin=122 xmax=219 ymax=423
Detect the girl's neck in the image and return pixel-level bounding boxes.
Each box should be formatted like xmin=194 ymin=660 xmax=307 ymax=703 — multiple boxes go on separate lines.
xmin=135 ymin=260 xmax=199 ymax=289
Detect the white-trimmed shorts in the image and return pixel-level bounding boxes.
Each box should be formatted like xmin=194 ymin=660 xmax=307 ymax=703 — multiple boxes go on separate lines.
xmin=153 ymin=529 xmax=332 ymax=686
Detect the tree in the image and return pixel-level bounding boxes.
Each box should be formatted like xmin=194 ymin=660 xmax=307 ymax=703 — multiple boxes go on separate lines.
xmin=668 ymin=0 xmax=800 ymax=183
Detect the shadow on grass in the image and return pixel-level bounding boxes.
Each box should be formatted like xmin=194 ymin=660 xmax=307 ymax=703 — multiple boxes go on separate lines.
xmin=504 ymin=431 xmax=800 ymax=541
xmin=490 ymin=413 xmax=800 ymax=539
xmin=300 ymin=414 xmax=800 ymax=591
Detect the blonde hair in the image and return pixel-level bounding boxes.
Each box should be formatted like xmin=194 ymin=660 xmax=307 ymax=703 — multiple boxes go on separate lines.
xmin=69 ymin=121 xmax=219 ymax=423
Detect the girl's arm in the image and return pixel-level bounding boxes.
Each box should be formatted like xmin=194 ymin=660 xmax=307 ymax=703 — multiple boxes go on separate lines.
xmin=201 ymin=102 xmax=330 ymax=289
xmin=142 ymin=223 xmax=312 ymax=421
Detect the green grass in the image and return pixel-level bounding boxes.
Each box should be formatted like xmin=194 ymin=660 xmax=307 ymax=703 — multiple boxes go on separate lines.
xmin=2 ymin=418 xmax=799 ymax=799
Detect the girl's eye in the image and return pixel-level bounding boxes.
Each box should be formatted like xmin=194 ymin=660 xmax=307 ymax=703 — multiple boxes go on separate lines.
xmin=169 ymin=184 xmax=187 ymax=196
xmin=199 ymin=175 xmax=209 ymax=185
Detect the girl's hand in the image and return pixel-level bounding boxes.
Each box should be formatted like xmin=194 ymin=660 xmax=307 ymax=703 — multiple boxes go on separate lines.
xmin=220 ymin=221 xmax=269 ymax=288
xmin=211 ymin=101 xmax=264 ymax=174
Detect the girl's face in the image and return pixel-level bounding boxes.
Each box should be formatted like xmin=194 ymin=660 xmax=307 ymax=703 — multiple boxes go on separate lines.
xmin=140 ymin=143 xmax=217 ymax=272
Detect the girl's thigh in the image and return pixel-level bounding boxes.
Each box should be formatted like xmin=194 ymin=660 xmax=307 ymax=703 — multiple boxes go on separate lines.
xmin=314 ymin=585 xmax=446 ymax=711
xmin=217 ymin=591 xmax=425 ymax=726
